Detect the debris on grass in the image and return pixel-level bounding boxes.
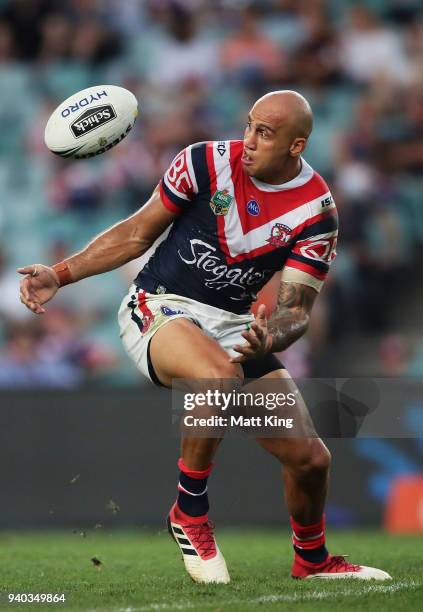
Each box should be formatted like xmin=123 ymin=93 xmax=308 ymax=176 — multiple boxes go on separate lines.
xmin=105 ymin=499 xmax=120 ymax=514
xmin=91 ymin=557 xmax=102 ymax=568
xmin=72 ymin=529 xmax=87 ymax=538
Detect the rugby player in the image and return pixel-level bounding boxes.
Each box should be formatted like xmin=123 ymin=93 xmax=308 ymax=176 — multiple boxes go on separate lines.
xmin=19 ymin=91 xmax=390 ymax=583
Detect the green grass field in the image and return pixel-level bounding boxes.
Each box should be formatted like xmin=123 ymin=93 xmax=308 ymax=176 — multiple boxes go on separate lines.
xmin=0 ymin=530 xmax=421 ymax=611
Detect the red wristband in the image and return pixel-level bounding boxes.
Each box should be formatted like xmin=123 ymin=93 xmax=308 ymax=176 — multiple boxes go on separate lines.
xmin=52 ymin=262 xmax=72 ymax=287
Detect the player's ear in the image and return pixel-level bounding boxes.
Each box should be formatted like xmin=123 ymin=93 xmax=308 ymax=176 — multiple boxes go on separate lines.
xmin=289 ymin=137 xmax=307 ymax=157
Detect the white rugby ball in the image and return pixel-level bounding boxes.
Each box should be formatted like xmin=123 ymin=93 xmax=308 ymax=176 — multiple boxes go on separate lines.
xmin=44 ymin=85 xmax=138 ymax=159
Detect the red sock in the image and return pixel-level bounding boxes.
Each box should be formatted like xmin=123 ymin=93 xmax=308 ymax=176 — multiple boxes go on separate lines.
xmin=290 ymin=515 xmax=328 ymax=563
xmin=177 ymin=458 xmax=213 ymax=479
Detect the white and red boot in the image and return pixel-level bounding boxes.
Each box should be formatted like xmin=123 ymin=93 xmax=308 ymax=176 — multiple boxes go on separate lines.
xmin=291 ymin=516 xmax=391 ymax=580
xmin=292 ymin=553 xmax=391 ymax=580
xmin=167 ymin=503 xmax=230 ymax=584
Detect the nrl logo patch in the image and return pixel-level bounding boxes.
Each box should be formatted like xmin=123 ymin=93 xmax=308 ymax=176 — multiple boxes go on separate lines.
xmin=267 ymin=223 xmax=292 ymax=247
xmin=210 ymin=189 xmax=233 ymax=216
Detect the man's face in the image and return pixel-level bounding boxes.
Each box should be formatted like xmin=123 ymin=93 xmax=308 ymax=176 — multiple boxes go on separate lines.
xmin=242 ymin=101 xmax=305 ymax=183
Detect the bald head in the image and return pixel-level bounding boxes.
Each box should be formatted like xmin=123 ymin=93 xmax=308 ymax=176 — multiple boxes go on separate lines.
xmin=252 ymin=90 xmax=313 ymax=139
xmin=243 ymin=90 xmax=313 ymax=183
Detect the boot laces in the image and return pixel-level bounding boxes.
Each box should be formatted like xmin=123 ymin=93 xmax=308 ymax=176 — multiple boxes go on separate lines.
xmin=184 ymin=521 xmax=216 ymax=559
xmin=325 ymin=555 xmax=361 ymax=573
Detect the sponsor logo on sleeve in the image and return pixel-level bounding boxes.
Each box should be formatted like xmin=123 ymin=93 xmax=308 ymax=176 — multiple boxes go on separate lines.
xmin=210 ymin=189 xmax=233 ymax=216
xmin=166 ymin=151 xmax=193 ymax=195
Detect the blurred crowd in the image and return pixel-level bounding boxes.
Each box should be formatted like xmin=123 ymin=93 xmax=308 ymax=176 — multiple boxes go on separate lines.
xmin=0 ymin=0 xmax=422 ymax=386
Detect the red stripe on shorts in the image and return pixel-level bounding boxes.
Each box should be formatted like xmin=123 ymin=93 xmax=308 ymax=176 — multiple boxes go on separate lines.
xmin=137 ymin=289 xmax=154 ymax=334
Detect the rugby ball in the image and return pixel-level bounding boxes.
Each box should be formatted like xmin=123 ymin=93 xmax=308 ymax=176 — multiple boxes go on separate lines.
xmin=44 ymin=85 xmax=138 ymax=159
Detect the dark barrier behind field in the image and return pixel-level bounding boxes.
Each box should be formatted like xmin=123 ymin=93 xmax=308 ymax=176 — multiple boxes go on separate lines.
xmin=0 ymin=388 xmax=421 ymax=528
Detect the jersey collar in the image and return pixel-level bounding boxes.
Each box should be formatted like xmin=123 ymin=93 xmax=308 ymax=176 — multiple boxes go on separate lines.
xmin=249 ymin=157 xmax=314 ymax=192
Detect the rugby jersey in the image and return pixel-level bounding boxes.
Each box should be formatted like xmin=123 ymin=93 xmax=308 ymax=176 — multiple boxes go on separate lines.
xmin=135 ymin=140 xmax=338 ymax=314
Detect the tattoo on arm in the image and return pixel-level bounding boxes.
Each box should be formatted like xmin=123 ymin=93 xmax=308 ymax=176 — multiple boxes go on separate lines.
xmin=267 ymin=282 xmax=317 ymax=353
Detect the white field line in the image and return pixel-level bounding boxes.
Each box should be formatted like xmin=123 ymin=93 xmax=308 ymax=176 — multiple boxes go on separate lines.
xmin=105 ymin=579 xmax=422 ymax=612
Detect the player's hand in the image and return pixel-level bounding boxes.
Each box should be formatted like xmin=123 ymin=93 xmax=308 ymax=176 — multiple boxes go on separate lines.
xmin=17 ymin=264 xmax=60 ymax=314
xmin=230 ymin=304 xmax=273 ymax=363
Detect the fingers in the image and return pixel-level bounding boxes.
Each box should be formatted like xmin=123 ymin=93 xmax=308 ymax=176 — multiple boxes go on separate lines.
xmin=18 ymin=266 xmax=45 ymax=314
xmin=20 ymin=297 xmax=45 ymax=314
xmin=252 ymin=305 xmax=268 ymax=337
xmin=19 ymin=291 xmax=45 ymax=314
xmin=230 ymin=326 xmax=265 ymax=358
xmin=255 ymin=305 xmax=268 ymax=330
xmin=230 ymin=348 xmax=249 ymax=363
xmin=241 ymin=331 xmax=262 ymax=350
xmin=20 ymin=277 xmax=30 ymax=302
xmin=17 ymin=265 xmax=38 ymax=276
xmin=230 ymin=308 xmax=271 ymax=363
xmin=256 ymin=303 xmax=267 ymax=322
xmin=19 ymin=279 xmax=45 ymax=314
xmin=250 ymin=321 xmax=264 ymax=340
xmin=230 ymin=341 xmax=256 ymax=363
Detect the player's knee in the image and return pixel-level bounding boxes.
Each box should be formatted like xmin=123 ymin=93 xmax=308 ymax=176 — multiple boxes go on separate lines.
xmin=301 ymin=439 xmax=331 ymax=476
xmin=287 ymin=439 xmax=331 ymax=476
xmin=309 ymin=440 xmax=331 ymax=474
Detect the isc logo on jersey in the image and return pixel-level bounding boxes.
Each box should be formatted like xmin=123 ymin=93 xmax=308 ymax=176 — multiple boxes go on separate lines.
xmin=44 ymin=84 xmax=138 ymax=159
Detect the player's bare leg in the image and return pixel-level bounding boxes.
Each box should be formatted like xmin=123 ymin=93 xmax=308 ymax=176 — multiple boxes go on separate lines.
xmin=181 ymin=437 xmax=222 ymax=470
xmin=254 ymin=370 xmax=391 ymax=580
xmin=150 ymin=317 xmax=243 ymax=383
xmin=253 ymin=370 xmax=329 ymax=525
xmin=150 ymin=318 xmax=242 ymax=583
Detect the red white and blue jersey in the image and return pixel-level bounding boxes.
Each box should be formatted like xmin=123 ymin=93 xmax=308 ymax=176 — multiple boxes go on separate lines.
xmin=135 ymin=140 xmax=338 ymax=314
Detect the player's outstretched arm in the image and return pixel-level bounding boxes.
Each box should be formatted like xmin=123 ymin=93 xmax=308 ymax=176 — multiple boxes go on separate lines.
xmin=18 ymin=186 xmax=177 ymax=314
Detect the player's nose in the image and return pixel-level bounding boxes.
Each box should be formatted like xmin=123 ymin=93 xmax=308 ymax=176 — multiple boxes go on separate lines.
xmin=244 ymin=133 xmax=257 ymax=150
